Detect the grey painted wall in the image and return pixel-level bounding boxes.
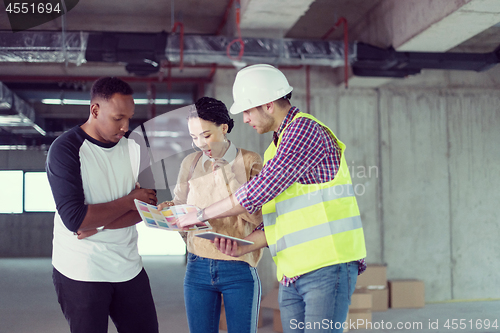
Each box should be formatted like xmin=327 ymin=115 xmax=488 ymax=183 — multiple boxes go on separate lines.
xmin=212 ymin=67 xmax=500 ymax=302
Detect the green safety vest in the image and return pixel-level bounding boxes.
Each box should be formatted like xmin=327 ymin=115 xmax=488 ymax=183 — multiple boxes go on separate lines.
xmin=262 ymin=112 xmax=366 ymax=281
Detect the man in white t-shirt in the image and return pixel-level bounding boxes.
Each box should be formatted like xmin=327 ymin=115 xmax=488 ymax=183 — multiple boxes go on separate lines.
xmin=46 ymin=77 xmax=159 ymax=333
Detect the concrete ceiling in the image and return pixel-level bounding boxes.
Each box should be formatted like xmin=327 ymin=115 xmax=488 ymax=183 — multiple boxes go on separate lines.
xmin=0 ymin=0 xmax=500 ymax=146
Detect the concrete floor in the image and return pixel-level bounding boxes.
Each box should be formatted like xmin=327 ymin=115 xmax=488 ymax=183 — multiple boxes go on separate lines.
xmin=1 ymin=256 xmax=499 ymax=333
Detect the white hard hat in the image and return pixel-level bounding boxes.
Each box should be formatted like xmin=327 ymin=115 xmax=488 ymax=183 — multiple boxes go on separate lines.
xmin=230 ymin=64 xmax=293 ymax=115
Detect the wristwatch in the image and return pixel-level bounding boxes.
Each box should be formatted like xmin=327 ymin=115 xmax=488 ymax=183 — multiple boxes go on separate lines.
xmin=196 ymin=208 xmax=207 ymax=222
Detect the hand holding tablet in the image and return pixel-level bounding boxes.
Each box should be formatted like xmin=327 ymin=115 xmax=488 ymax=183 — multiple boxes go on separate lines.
xmin=195 ymin=231 xmax=254 ymax=246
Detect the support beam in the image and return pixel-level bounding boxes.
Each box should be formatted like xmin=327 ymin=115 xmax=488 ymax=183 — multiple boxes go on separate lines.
xmin=348 ymin=0 xmax=500 ymax=87
xmin=239 ymin=0 xmax=315 ymax=38
xmin=396 ymin=0 xmax=500 ymax=52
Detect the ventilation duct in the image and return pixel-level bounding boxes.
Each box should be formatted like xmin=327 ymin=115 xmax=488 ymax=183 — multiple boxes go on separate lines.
xmin=0 ymin=83 xmax=13 ymax=109
xmin=0 ymin=31 xmax=354 ymax=76
xmin=0 ymin=82 xmax=45 ymax=136
xmin=0 ymin=31 xmax=88 ymax=65
xmin=0 ymin=31 xmax=498 ymax=77
xmin=165 ymin=34 xmax=355 ymax=67
xmin=352 ymin=42 xmax=500 ymax=78
xmin=85 ymin=32 xmax=167 ymax=76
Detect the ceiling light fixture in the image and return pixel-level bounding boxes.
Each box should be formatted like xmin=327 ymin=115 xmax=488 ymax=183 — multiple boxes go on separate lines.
xmin=0 ymin=145 xmax=28 ymax=150
xmin=41 ymin=98 xmax=189 ymax=105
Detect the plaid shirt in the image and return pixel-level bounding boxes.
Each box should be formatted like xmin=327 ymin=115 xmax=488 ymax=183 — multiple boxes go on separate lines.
xmin=236 ymin=107 xmax=366 ymax=286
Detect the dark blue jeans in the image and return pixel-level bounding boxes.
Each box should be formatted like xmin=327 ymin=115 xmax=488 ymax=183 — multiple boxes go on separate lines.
xmin=53 ymin=267 xmax=158 ymax=333
xmin=279 ymin=262 xmax=359 ymax=333
xmin=184 ymin=253 xmax=261 ymax=333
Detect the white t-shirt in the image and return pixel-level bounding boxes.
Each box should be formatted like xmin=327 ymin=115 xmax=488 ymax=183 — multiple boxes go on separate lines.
xmin=46 ymin=126 xmax=143 ymax=282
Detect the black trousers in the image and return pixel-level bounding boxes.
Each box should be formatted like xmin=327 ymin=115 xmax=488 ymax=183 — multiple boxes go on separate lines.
xmin=53 ymin=267 xmax=159 ymax=333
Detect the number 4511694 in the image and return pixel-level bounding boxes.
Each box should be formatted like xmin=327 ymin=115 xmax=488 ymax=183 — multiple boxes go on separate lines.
xmin=6 ymin=2 xmax=61 ymax=14
xmin=444 ymin=319 xmax=498 ymax=330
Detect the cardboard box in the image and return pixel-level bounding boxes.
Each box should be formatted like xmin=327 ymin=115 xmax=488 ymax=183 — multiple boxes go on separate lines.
xmin=348 ymin=291 xmax=372 ymax=330
xmin=356 ymin=264 xmax=387 ymax=289
xmin=356 ymin=286 xmax=389 ymax=312
xmin=347 ymin=311 xmax=372 ymax=330
xmin=389 ymin=279 xmax=425 ymax=309
xmin=219 ymin=296 xmax=263 ymax=330
xmin=369 ymin=287 xmax=389 ymax=312
xmin=349 ymin=291 xmax=372 ymax=310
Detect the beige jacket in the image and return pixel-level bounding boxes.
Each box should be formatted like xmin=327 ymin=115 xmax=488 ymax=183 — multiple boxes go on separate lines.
xmin=173 ymin=145 xmax=264 ymax=267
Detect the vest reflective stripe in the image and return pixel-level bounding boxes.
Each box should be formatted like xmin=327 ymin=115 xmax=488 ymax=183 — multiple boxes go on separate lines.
xmin=276 ymin=183 xmax=355 ymax=219
xmin=262 ymin=112 xmax=366 ymax=280
xmin=263 ymin=212 xmax=276 ymax=227
xmin=263 ymin=183 xmax=355 ymax=227
xmin=268 ymin=215 xmax=363 ymax=257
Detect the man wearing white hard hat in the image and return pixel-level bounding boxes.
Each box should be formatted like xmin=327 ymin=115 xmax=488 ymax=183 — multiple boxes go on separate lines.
xmin=176 ymin=64 xmax=367 ymax=333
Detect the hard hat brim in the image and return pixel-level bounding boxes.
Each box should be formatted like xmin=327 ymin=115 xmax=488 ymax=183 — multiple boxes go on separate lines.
xmin=229 ymin=86 xmax=293 ymax=115
xmin=229 ymin=102 xmax=247 ymax=115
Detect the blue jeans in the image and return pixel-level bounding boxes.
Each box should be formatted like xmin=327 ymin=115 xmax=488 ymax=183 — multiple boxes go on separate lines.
xmin=279 ymin=262 xmax=359 ymax=333
xmin=184 ymin=253 xmax=261 ymax=333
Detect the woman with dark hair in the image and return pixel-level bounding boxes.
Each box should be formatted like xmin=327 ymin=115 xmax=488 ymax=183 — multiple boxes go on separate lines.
xmin=158 ymin=97 xmax=263 ymax=333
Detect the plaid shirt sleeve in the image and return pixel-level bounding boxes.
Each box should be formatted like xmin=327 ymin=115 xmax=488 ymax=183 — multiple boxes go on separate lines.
xmin=235 ymin=117 xmax=328 ymax=214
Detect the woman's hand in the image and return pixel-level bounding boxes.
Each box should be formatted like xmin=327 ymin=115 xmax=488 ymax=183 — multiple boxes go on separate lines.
xmin=211 ymin=158 xmax=229 ymax=172
xmin=212 ymin=237 xmax=244 ymax=257
xmin=213 ymin=230 xmax=267 ymax=257
xmin=173 ymin=210 xmax=200 ymax=229
xmin=157 ymin=201 xmax=175 ymax=210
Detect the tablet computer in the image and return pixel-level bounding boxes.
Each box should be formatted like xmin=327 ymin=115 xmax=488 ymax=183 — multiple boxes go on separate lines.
xmin=195 ymin=231 xmax=254 ymax=246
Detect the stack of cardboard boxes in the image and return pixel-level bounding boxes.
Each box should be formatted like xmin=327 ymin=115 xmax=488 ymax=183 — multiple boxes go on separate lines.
xmin=253 ymin=264 xmax=425 ymax=332
xmin=348 ymin=292 xmax=373 ymax=329
xmin=354 ymin=264 xmax=389 ymax=312
xmin=348 ymin=264 xmax=425 ymax=329
xmin=348 ymin=264 xmax=388 ymax=329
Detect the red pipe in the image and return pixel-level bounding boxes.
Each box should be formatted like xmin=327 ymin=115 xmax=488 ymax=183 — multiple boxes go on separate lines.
xmin=208 ymin=64 xmax=218 ymax=81
xmin=322 ymin=17 xmax=349 ymax=89
xmin=171 ymin=21 xmax=185 ymax=71
xmin=216 ymin=0 xmax=236 ymax=35
xmin=226 ymin=0 xmax=244 ymax=61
